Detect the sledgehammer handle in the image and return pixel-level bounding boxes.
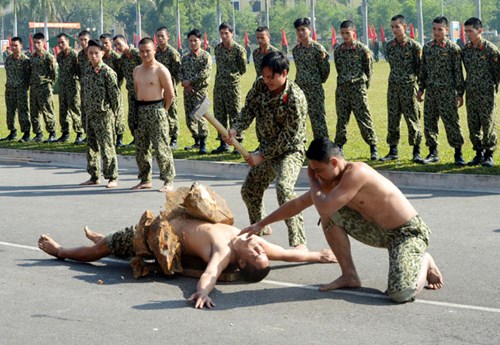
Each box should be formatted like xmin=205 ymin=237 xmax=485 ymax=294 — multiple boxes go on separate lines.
xmin=203 ymin=113 xmax=249 ymax=158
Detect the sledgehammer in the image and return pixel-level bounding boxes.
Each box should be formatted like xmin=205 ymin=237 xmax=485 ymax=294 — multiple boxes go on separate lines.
xmin=189 ymin=96 xmax=249 ymax=158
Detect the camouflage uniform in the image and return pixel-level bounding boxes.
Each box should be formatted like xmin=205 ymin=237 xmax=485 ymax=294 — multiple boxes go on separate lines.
xmin=214 ymin=40 xmax=246 ymax=140
xmin=418 ymin=38 xmax=464 ymax=149
xmin=57 ymin=48 xmax=83 ymax=135
xmin=179 ymin=49 xmax=212 ymax=140
xmin=78 ymin=49 xmax=92 ymax=132
xmin=333 ymin=41 xmax=378 ymax=146
xmin=252 ymin=44 xmax=278 ymax=77
xmin=293 ymin=39 xmax=330 ymax=139
xmin=103 ymin=49 xmax=125 ymax=135
xmin=233 ymin=78 xmax=307 ymax=247
xmin=120 ymin=48 xmax=142 ymax=134
xmin=135 ymin=101 xmax=176 ymax=184
xmin=80 ymin=62 xmax=122 ymax=181
xmin=29 ymin=50 xmax=57 ymax=135
xmin=461 ymin=39 xmax=499 ymax=153
xmin=385 ymin=36 xmax=422 ymax=147
xmin=156 ymin=44 xmax=181 ymax=140
xmin=4 ymin=52 xmax=31 ymax=133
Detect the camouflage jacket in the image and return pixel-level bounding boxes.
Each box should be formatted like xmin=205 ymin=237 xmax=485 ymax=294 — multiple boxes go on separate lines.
xmin=77 ymin=49 xmax=92 ymax=79
xmin=419 ymin=38 xmax=464 ymax=96
xmin=252 ymin=44 xmax=279 ymax=77
xmin=386 ymin=36 xmax=422 ymax=84
xmin=461 ymin=38 xmax=500 ymax=91
xmin=102 ymin=49 xmax=123 ymax=84
xmin=156 ymin=44 xmax=181 ymax=85
xmin=81 ymin=61 xmax=123 ymax=118
xmin=5 ymin=52 xmax=30 ymax=88
xmin=214 ymin=40 xmax=246 ymax=86
xmin=179 ymin=49 xmax=212 ymax=92
xmin=234 ymin=78 xmax=307 ymax=159
xmin=120 ymin=48 xmax=142 ymax=92
xmin=334 ymin=40 xmax=372 ymax=86
xmin=57 ymin=48 xmax=79 ymax=84
xmin=30 ymin=50 xmax=57 ymax=87
xmin=293 ymin=39 xmax=330 ymax=85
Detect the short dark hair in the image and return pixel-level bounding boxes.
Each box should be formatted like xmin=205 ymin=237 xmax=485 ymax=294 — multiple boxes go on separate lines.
xmin=113 ymin=34 xmax=127 ymax=42
xmin=391 ymin=14 xmax=406 ymax=24
xmin=11 ymin=37 xmax=22 ymax=44
xmin=156 ymin=26 xmax=170 ymax=35
xmin=56 ymin=33 xmax=69 ymax=41
xmin=464 ymin=17 xmax=482 ymax=29
xmin=138 ymin=37 xmax=155 ymax=46
xmin=239 ymin=263 xmax=271 ymax=283
xmin=340 ymin=20 xmax=355 ymax=30
xmin=306 ymin=138 xmax=343 ymax=163
xmin=79 ymin=30 xmax=91 ymax=38
xmin=33 ymin=32 xmax=45 ymax=40
xmin=256 ymin=26 xmax=270 ymax=34
xmin=294 ymin=18 xmax=310 ymax=29
xmin=187 ymin=29 xmax=202 ymax=39
xmin=261 ymin=51 xmax=289 ymax=74
xmin=433 ymin=16 xmax=449 ymax=27
xmin=87 ymin=39 xmax=103 ymax=50
xmin=100 ymin=33 xmax=112 ymax=40
xmin=219 ymin=22 xmax=233 ymax=32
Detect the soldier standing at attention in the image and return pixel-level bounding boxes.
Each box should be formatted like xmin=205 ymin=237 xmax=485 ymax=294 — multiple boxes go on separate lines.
xmin=79 ymin=40 xmax=122 ymax=189
xmin=179 ymin=29 xmax=212 ymax=155
xmin=461 ymin=17 xmax=499 ymax=168
xmin=131 ymin=37 xmax=176 ymax=193
xmin=381 ymin=15 xmax=423 ymax=162
xmin=252 ymin=26 xmax=278 ymax=78
xmin=113 ymin=34 xmax=142 ymax=146
xmin=417 ymin=16 xmax=465 ymax=165
xmin=1 ymin=37 xmax=31 ymax=142
xmin=227 ymin=51 xmax=308 ymax=249
xmin=333 ymin=20 xmax=379 ymax=160
xmin=100 ymin=33 xmax=125 ymax=148
xmin=155 ymin=26 xmax=182 ymax=150
xmin=77 ymin=30 xmax=92 ymax=144
xmin=292 ymin=17 xmax=330 ymax=140
xmin=29 ymin=32 xmax=58 ymax=143
xmin=55 ymin=33 xmax=84 ymax=144
xmin=211 ymin=22 xmax=246 ymax=154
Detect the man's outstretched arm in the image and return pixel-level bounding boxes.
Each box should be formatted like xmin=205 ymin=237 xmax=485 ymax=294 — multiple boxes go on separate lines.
xmin=261 ymin=240 xmax=337 ymax=263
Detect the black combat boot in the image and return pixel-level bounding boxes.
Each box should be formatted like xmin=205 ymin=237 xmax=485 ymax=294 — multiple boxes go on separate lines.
xmin=20 ymin=131 xmax=30 ymax=142
xmin=199 ymin=137 xmax=207 ymax=155
xmin=170 ymin=136 xmax=178 ymax=150
xmin=467 ymin=150 xmax=484 ymax=166
xmin=56 ymin=132 xmax=70 ymax=143
xmin=370 ymin=145 xmax=378 ymax=160
xmin=115 ymin=134 xmax=124 ymax=148
xmin=454 ymin=147 xmax=465 ymax=166
xmin=44 ymin=131 xmax=57 ymax=143
xmin=422 ymin=146 xmax=439 ymax=164
xmin=412 ymin=145 xmax=423 ymax=163
xmin=32 ymin=132 xmax=44 ymax=142
xmin=74 ymin=133 xmax=84 ymax=145
xmin=184 ymin=138 xmax=200 ymax=151
xmin=482 ymin=150 xmax=494 ymax=168
xmin=0 ymin=129 xmax=17 ymax=141
xmin=211 ymin=141 xmax=230 ymax=154
xmin=380 ymin=145 xmax=398 ymax=161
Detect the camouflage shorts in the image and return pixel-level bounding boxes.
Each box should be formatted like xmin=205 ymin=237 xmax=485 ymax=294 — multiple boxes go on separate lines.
xmin=105 ymin=225 xmax=137 ymax=259
xmin=326 ymin=207 xmax=430 ymax=303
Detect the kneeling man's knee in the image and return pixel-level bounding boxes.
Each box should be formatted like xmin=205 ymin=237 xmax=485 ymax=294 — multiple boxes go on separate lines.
xmin=389 ymin=287 xmax=416 ymax=303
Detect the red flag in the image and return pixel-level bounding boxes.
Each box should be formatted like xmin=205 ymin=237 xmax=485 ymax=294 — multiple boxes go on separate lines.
xmin=409 ymin=23 xmax=415 ymax=39
xmin=372 ymin=25 xmax=378 ymax=42
xmin=380 ymin=25 xmax=386 ymax=42
xmin=153 ymin=34 xmax=157 ymax=45
xmin=44 ymin=39 xmax=48 ymax=51
xmin=177 ymin=32 xmax=182 ymax=50
xmin=331 ymin=27 xmax=337 ymax=47
xmin=7 ymin=34 xmax=12 ymax=50
xmin=134 ymin=34 xmax=140 ymax=47
xmin=203 ymin=32 xmax=208 ymax=50
xmin=29 ymin=34 xmax=34 ymax=53
xmin=460 ymin=23 xmax=466 ymax=43
xmin=74 ymin=34 xmax=79 ymax=50
xmin=353 ymin=27 xmax=357 ymax=40
xmin=312 ymin=29 xmax=317 ymax=41
xmin=53 ymin=46 xmax=59 ymax=56
xmin=281 ymin=28 xmax=288 ymax=47
xmin=244 ymin=32 xmax=249 ymax=48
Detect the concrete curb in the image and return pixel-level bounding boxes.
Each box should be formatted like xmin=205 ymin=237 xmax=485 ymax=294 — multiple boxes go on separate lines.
xmin=1 ymin=148 xmax=499 ymax=194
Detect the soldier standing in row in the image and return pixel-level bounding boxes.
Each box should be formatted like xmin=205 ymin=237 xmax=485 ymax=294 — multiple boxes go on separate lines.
xmin=211 ymin=22 xmax=246 ymax=154
xmin=1 ymin=37 xmax=31 ymax=142
xmin=79 ymin=40 xmax=122 ymax=188
xmin=179 ymin=29 xmax=212 ymax=155
xmin=228 ymin=51 xmax=308 ymax=249
xmin=417 ymin=16 xmax=465 ymax=165
xmin=381 ymin=14 xmax=423 ymax=162
xmin=252 ymin=26 xmax=278 ymax=78
xmin=333 ymin=20 xmax=379 ymax=160
xmin=29 ymin=32 xmax=58 ymax=143
xmin=155 ymin=26 xmax=182 ymax=150
xmin=461 ymin=17 xmax=499 ymax=168
xmin=113 ymin=34 xmax=142 ymax=146
xmin=100 ymin=33 xmax=125 ymax=148
xmin=55 ymin=33 xmax=84 ymax=144
xmin=292 ymin=17 xmax=330 ymax=140
xmin=77 ymin=30 xmax=92 ymax=143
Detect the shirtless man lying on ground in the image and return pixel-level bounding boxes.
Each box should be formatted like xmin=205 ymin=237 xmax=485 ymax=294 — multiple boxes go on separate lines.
xmin=241 ymin=138 xmax=443 ymax=303
xmin=38 ymin=217 xmax=336 ymax=309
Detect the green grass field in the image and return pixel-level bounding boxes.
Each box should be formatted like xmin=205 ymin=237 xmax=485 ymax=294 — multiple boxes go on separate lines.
xmin=0 ymin=61 xmax=499 ymax=175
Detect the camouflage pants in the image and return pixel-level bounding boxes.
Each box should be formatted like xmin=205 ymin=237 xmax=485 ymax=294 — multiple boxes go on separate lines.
xmin=135 ymin=102 xmax=175 ymax=183
xmin=5 ymin=86 xmax=30 ymax=132
xmin=29 ymin=83 xmax=56 ymax=134
xmin=241 ymin=151 xmax=306 ymax=247
xmin=386 ymin=82 xmax=422 ymax=146
xmin=184 ymin=89 xmax=209 ymax=140
xmin=326 ymin=207 xmax=430 ymax=303
xmin=115 ymin=92 xmax=125 ymax=136
xmin=423 ymin=87 xmax=464 ymax=148
xmin=168 ymin=87 xmax=179 ymax=139
xmin=296 ymin=82 xmax=329 ymax=139
xmin=213 ymin=82 xmax=243 ymax=140
xmin=466 ymin=87 xmax=497 ymax=152
xmin=86 ymin=110 xmax=118 ymax=181
xmin=334 ymin=82 xmax=378 ymax=146
xmin=80 ymin=85 xmax=87 ymax=134
xmin=127 ymin=90 xmax=138 ymax=135
xmin=105 ymin=225 xmax=136 ymax=259
xmin=59 ymin=80 xmax=83 ymax=134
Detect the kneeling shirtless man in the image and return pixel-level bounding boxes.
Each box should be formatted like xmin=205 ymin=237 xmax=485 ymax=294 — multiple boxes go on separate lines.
xmin=242 ymin=138 xmax=443 ymax=303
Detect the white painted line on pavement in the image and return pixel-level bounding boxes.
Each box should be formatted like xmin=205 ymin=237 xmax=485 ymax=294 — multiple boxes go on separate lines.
xmin=3 ymin=240 xmax=499 ymax=314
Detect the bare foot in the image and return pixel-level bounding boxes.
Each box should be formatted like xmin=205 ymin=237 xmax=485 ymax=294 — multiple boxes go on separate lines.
xmin=80 ymin=179 xmax=100 ymax=186
xmin=426 ymin=254 xmax=444 ymax=290
xmin=319 ymin=274 xmax=361 ymax=291
xmin=159 ymin=181 xmax=174 ymax=193
xmin=131 ymin=182 xmax=153 ymax=190
xmin=293 ymin=244 xmax=309 ymax=252
xmin=106 ymin=179 xmax=118 ymax=188
xmin=84 ymin=226 xmax=105 ymax=244
xmin=38 ymin=234 xmax=62 ymax=258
